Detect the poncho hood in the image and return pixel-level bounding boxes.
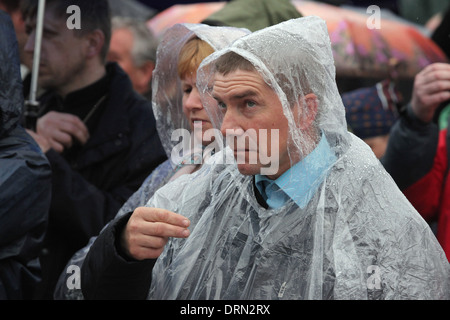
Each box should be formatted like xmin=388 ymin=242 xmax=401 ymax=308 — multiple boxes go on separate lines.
xmin=151 ymin=23 xmax=250 ymax=162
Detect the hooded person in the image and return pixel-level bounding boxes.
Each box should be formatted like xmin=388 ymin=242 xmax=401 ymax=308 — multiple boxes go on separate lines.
xmin=0 ymin=11 xmax=51 ymax=299
xmin=54 ymin=23 xmax=249 ymax=300
xmin=82 ymin=17 xmax=449 ymax=300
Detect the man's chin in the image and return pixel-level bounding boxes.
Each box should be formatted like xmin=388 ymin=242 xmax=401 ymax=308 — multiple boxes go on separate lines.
xmin=236 ymin=162 xmax=280 ymax=178
xmin=236 ymin=163 xmax=261 ymax=176
xmin=37 ymin=77 xmax=54 ymax=91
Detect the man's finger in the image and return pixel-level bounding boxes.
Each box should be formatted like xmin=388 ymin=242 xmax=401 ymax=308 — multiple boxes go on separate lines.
xmin=127 ymin=243 xmax=166 ymax=261
xmin=58 ymin=115 xmax=90 ymax=144
xmin=48 ymin=139 xmax=65 ymax=154
xmin=141 ymin=221 xmax=191 ymax=239
xmin=51 ymin=130 xmax=74 ymax=149
xmin=423 ymin=90 xmax=450 ymax=108
xmin=37 ymin=111 xmax=90 ymax=145
xmin=136 ymin=207 xmax=190 ymax=228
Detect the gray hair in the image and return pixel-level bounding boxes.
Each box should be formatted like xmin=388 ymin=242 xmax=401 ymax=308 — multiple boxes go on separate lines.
xmin=112 ymin=16 xmax=158 ymax=67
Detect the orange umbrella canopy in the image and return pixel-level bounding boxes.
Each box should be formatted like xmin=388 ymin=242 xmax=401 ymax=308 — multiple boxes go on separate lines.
xmin=147 ymin=2 xmax=225 ymax=35
xmin=147 ymin=0 xmax=447 ymax=79
xmin=292 ymin=0 xmax=447 ymax=78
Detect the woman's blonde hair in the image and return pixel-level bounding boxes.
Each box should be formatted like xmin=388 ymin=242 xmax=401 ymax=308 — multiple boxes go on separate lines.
xmin=178 ymin=37 xmax=214 ymax=79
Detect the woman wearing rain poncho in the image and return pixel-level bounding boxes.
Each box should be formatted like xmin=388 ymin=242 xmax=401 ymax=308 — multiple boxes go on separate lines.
xmin=82 ymin=17 xmax=450 ymax=300
xmin=54 ymin=23 xmax=249 ymax=300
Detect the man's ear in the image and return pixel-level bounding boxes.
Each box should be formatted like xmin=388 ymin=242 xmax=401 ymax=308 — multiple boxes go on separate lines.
xmin=294 ymin=93 xmax=318 ymax=130
xmin=85 ymin=29 xmax=105 ymax=59
xmin=135 ymin=61 xmax=155 ymax=93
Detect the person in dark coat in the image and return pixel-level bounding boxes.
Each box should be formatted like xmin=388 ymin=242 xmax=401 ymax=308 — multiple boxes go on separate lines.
xmin=0 ymin=0 xmax=31 ymax=78
xmin=382 ymin=62 xmax=450 ymax=262
xmin=0 ymin=11 xmax=51 ymax=300
xmin=21 ymin=0 xmax=166 ymax=299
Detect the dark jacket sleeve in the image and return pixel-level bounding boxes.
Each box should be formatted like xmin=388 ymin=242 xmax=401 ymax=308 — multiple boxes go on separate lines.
xmin=382 ymin=104 xmax=449 ymax=223
xmin=46 ymin=149 xmax=131 ymax=248
xmin=381 ymin=104 xmax=440 ymax=190
xmin=81 ymin=212 xmax=156 ymax=300
xmin=0 ymin=127 xmax=51 ymax=299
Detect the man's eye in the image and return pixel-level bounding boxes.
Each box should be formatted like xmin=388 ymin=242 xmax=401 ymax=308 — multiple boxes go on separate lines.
xmin=246 ymin=101 xmax=256 ymax=108
xmin=183 ymin=88 xmax=192 ymax=94
xmin=218 ymin=102 xmax=227 ymax=109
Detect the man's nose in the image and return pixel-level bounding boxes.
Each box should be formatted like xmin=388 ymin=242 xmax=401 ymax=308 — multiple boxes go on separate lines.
xmin=220 ymin=108 xmax=244 ymax=138
xmin=24 ymin=30 xmax=36 ymax=53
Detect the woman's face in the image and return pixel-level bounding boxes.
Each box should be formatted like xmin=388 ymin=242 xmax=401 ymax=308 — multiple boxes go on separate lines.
xmin=181 ymin=72 xmax=214 ymax=146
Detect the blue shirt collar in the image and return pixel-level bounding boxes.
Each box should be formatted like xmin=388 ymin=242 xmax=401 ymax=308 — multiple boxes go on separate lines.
xmin=255 ymin=134 xmax=336 ymax=209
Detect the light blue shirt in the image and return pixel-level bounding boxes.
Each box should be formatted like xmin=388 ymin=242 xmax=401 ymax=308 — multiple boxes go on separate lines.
xmin=255 ymin=134 xmax=336 ymax=209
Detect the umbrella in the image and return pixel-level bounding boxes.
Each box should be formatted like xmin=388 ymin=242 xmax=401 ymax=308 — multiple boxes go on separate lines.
xmin=24 ymin=0 xmax=46 ymax=131
xmin=292 ymin=0 xmax=447 ymax=79
xmin=147 ymin=0 xmax=447 ymax=79
xmin=147 ymin=2 xmax=225 ymax=35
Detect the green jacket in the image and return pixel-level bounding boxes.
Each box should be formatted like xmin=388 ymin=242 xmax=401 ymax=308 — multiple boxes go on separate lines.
xmin=202 ymin=0 xmax=302 ymax=32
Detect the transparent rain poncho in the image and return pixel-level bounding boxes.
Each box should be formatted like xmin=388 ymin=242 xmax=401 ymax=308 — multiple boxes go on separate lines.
xmin=54 ymin=23 xmax=250 ymax=300
xmin=146 ymin=17 xmax=450 ymax=299
xmin=152 ymin=23 xmax=250 ymax=166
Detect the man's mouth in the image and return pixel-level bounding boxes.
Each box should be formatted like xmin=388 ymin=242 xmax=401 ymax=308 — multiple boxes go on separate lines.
xmin=192 ymin=119 xmax=209 ymax=125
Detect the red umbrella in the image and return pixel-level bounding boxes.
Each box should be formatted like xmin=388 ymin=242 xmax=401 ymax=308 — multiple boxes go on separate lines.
xmin=147 ymin=0 xmax=447 ymax=79
xmin=147 ymin=2 xmax=225 ymax=36
xmin=292 ymin=0 xmax=447 ymax=79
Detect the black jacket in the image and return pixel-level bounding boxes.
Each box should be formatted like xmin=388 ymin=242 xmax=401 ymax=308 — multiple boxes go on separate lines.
xmin=81 ymin=213 xmax=155 ymax=300
xmin=33 ymin=63 xmax=166 ymax=299
xmin=0 ymin=12 xmax=51 ymax=300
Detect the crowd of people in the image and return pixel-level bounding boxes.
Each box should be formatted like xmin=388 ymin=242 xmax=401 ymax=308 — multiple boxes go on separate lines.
xmin=0 ymin=0 xmax=449 ymax=300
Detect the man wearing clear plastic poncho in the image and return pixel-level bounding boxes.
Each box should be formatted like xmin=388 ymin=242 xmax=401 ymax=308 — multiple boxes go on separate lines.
xmin=82 ymin=17 xmax=449 ymax=300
